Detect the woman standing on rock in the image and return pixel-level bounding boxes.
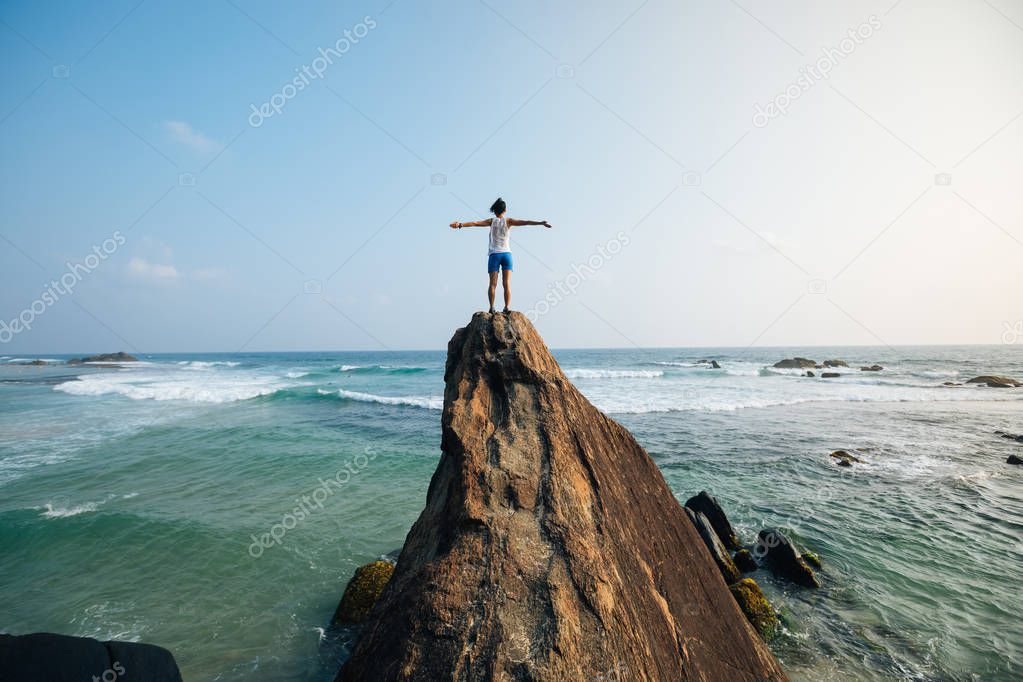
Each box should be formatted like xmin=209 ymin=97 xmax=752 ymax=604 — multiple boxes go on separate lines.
xmin=450 ymin=197 xmax=551 ymax=313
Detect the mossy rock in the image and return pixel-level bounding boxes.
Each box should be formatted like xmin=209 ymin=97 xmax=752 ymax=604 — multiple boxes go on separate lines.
xmin=332 ymin=560 xmax=394 ymax=625
xmin=803 ymin=551 xmax=822 ymax=569
xmin=734 ymin=549 xmax=758 ymax=573
xmin=729 ymin=578 xmax=779 ymax=640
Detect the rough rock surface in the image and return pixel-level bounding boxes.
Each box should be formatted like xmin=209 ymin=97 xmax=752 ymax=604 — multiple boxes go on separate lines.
xmin=0 ymin=632 xmax=182 ymax=682
xmin=756 ymin=529 xmax=821 ymax=588
xmin=684 ymin=507 xmax=741 ymax=584
xmin=822 ymin=360 xmax=848 ymax=368
xmin=339 ymin=312 xmax=786 ymax=681
xmin=860 ymin=364 xmax=884 ymax=372
xmin=684 ymin=490 xmax=741 ymax=550
xmin=773 ymin=357 xmax=816 ymax=369
xmin=966 ymin=375 xmax=1021 ymax=388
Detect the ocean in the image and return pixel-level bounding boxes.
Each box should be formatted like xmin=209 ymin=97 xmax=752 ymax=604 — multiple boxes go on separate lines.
xmin=1 ymin=345 xmax=1020 ymax=681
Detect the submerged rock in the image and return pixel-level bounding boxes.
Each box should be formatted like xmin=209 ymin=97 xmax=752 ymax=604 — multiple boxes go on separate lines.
xmin=1008 ymin=455 xmax=1022 ymax=465
xmin=339 ymin=312 xmax=787 ymax=681
xmin=729 ymin=579 xmax=779 ymax=640
xmin=332 ymin=560 xmax=395 ymax=625
xmin=685 ymin=490 xmax=741 ymax=550
xmin=67 ymin=351 xmax=138 ymax=365
xmin=805 ymin=370 xmax=815 ymax=377
xmin=710 ymin=360 xmax=721 ymax=369
xmin=0 ymin=632 xmax=182 ymax=682
xmin=734 ymin=549 xmax=759 ymax=573
xmin=685 ymin=508 xmax=742 ymax=585
xmin=755 ymin=529 xmax=821 ymax=588
xmin=821 ymin=372 xmax=840 ymax=378
xmin=803 ymin=552 xmax=822 ymax=569
xmin=967 ymin=375 xmax=1021 ymax=388
xmin=830 ymin=450 xmax=863 ymax=465
xmin=860 ymin=365 xmax=884 ymax=372
xmin=773 ymin=357 xmax=817 ymax=369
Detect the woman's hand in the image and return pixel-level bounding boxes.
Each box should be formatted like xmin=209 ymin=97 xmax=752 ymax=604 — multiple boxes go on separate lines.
xmin=542 ymin=220 xmax=552 ymax=228
xmin=450 ymin=221 xmax=461 ymax=229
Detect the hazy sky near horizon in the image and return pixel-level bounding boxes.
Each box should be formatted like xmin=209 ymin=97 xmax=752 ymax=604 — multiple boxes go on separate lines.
xmin=2 ymin=0 xmax=1022 ymax=353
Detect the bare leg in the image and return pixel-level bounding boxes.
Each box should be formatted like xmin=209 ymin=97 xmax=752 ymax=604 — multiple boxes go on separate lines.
xmin=502 ymin=269 xmax=512 ymax=312
xmin=488 ymin=271 xmax=498 ymax=313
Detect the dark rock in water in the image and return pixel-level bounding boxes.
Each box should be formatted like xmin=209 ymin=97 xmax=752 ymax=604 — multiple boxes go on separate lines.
xmin=685 ymin=490 xmax=741 ymax=550
xmin=1008 ymin=455 xmax=1023 ymax=465
xmin=860 ymin=364 xmax=884 ymax=372
xmin=755 ymin=529 xmax=821 ymax=588
xmin=0 ymin=632 xmax=182 ymax=682
xmin=830 ymin=450 xmax=863 ymax=465
xmin=802 ymin=551 xmax=822 ymax=569
xmin=339 ymin=312 xmax=787 ymax=681
xmin=29 ymin=359 xmax=48 ymax=366
xmin=68 ymin=351 xmax=138 ymax=365
xmin=966 ymin=375 xmax=1021 ymax=387
xmin=822 ymin=360 xmax=848 ymax=368
xmin=332 ymin=560 xmax=395 ymax=625
xmin=837 ymin=459 xmax=852 ymax=467
xmin=734 ymin=548 xmax=759 ymax=573
xmin=805 ymin=370 xmax=814 ymax=377
xmin=821 ymin=372 xmax=840 ymax=378
xmin=729 ymin=579 xmax=779 ymax=640
xmin=773 ymin=357 xmax=817 ymax=369
xmin=685 ymin=508 xmax=742 ymax=585
xmin=710 ymin=360 xmax=721 ymax=369
xmin=942 ymin=382 xmax=962 ymax=386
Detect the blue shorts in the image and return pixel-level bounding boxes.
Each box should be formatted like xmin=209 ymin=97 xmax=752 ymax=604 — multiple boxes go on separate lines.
xmin=487 ymin=252 xmax=513 ymax=273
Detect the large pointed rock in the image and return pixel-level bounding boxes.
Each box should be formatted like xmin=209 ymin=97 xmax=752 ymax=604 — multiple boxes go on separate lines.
xmin=339 ymin=312 xmax=786 ymax=681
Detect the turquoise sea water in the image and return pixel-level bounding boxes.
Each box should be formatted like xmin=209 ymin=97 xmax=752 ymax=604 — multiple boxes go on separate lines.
xmin=1 ymin=346 xmax=1021 ymax=681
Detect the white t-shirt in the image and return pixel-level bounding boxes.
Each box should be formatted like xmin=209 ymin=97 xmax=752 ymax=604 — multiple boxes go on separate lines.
xmin=488 ymin=217 xmax=510 ymax=255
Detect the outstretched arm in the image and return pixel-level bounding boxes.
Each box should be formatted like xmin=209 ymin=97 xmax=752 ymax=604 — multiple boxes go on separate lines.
xmin=450 ymin=219 xmax=491 ymax=229
xmin=508 ymin=218 xmax=552 ymax=228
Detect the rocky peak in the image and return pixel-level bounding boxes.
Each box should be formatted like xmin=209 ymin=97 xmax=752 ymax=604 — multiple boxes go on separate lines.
xmin=339 ymin=312 xmax=786 ymax=681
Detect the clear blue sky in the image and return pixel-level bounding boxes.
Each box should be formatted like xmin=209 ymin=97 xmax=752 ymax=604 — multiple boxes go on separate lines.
xmin=2 ymin=0 xmax=1021 ymax=353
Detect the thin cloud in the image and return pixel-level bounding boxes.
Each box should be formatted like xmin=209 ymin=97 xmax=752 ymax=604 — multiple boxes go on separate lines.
xmin=128 ymin=257 xmax=179 ymax=280
xmin=164 ymin=120 xmax=221 ymax=154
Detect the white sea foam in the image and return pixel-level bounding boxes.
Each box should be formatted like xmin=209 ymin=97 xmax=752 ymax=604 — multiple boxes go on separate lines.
xmin=564 ymin=369 xmax=664 ymax=379
xmin=40 ymin=501 xmax=100 ymax=518
xmin=54 ymin=373 xmax=283 ymax=403
xmin=286 ymin=371 xmax=310 ymax=378
xmin=326 ymin=388 xmax=443 ymax=410
xmin=176 ymin=361 xmax=240 ymax=369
